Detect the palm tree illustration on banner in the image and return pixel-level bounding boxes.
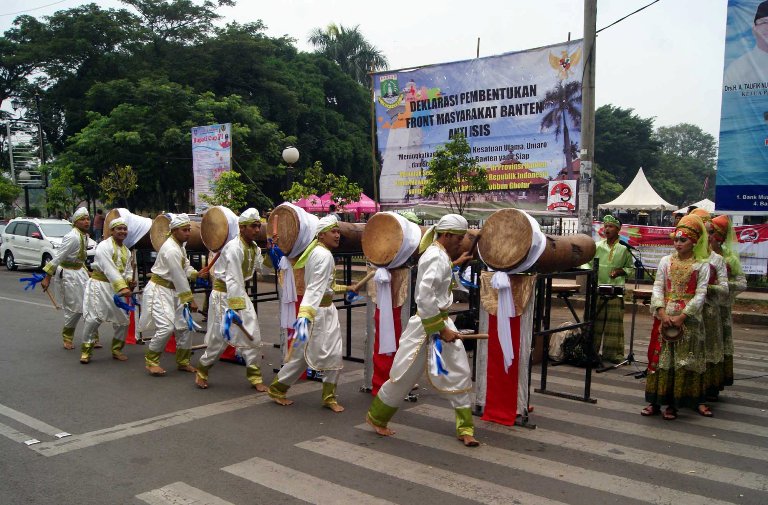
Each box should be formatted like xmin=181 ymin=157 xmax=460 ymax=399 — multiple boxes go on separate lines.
xmin=540 ymin=80 xmax=582 ymax=180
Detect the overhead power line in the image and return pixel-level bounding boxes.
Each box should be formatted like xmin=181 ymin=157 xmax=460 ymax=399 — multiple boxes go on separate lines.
xmin=0 ymin=0 xmax=68 ymax=18
xmin=597 ymin=0 xmax=662 ymax=34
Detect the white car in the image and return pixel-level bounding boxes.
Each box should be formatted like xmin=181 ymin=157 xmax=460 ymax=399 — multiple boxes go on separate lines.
xmin=1 ymin=218 xmax=96 ymax=271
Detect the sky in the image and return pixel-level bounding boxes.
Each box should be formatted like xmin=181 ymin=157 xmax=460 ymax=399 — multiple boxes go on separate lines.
xmin=0 ymin=0 xmax=730 ymax=137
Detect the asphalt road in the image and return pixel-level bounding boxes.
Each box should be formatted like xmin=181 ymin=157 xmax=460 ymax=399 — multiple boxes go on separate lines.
xmin=0 ymin=265 xmax=766 ymax=505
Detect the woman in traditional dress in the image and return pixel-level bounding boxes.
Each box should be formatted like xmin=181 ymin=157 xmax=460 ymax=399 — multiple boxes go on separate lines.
xmin=642 ymin=215 xmax=710 ymax=420
xmin=689 ymin=209 xmax=728 ymax=416
xmin=708 ymin=215 xmax=747 ymax=396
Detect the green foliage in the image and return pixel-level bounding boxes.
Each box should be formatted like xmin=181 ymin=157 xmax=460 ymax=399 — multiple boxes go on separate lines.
xmin=308 ymin=23 xmax=388 ymax=85
xmin=422 ymin=134 xmax=489 ymax=216
xmin=281 ymin=161 xmax=363 ymax=210
xmin=0 ymin=174 xmax=22 ymax=209
xmin=100 ymin=164 xmax=138 ymax=207
xmin=201 ymin=170 xmax=248 ymax=211
xmin=594 ymin=105 xmax=661 ymax=206
xmin=45 ymin=163 xmax=85 ymax=215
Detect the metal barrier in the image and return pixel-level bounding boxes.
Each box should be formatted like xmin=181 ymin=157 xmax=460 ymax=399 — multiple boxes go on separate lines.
xmin=533 ymin=260 xmax=599 ymax=404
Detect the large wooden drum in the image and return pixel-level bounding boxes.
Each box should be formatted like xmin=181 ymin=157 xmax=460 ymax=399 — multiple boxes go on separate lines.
xmin=201 ymin=206 xmax=238 ymax=252
xmin=478 ymin=208 xmax=595 ymax=273
xmin=150 ymin=214 xmax=204 ymax=252
xmin=267 ymin=204 xmax=365 ymax=255
xmin=362 ymin=212 xmax=404 ymax=266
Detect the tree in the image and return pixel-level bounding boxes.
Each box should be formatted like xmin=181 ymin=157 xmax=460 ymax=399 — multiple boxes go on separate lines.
xmin=654 ymin=123 xmax=717 ymax=167
xmin=421 ymin=134 xmax=489 ymax=215
xmin=281 ymin=161 xmax=363 ymax=210
xmin=201 ymin=170 xmax=248 ymax=211
xmin=100 ymin=164 xmax=138 ymax=207
xmin=308 ymin=23 xmax=388 ymax=85
xmin=45 ymin=163 xmax=85 ymax=216
xmin=540 ymin=80 xmax=582 ymax=179
xmin=594 ymin=105 xmax=661 ymax=206
xmin=0 ymin=174 xmax=22 ymax=213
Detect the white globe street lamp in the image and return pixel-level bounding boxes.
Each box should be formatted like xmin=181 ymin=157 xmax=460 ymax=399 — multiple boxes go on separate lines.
xmin=282 ymin=146 xmax=299 ymax=188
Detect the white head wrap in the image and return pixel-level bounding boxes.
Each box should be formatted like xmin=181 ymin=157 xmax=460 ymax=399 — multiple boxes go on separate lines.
xmin=169 ymin=213 xmax=191 ymax=230
xmin=109 ymin=217 xmax=127 ymax=229
xmin=418 ymin=213 xmax=468 ymax=253
xmin=436 ymin=214 xmax=468 ymax=233
xmin=238 ymin=208 xmax=260 ymax=224
xmin=315 ymin=214 xmax=339 ymax=236
xmin=71 ymin=207 xmax=89 ymax=223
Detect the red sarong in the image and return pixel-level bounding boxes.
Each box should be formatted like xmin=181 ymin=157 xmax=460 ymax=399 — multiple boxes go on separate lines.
xmin=482 ymin=313 xmax=521 ymax=426
xmin=371 ymin=306 xmax=403 ymax=395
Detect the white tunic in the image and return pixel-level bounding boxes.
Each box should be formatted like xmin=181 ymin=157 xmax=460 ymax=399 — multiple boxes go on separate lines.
xmin=83 ymin=238 xmax=133 ymax=325
xmin=389 ymin=242 xmax=472 ymax=393
xmin=43 ymin=227 xmax=89 ymax=315
xmin=209 ymin=236 xmax=263 ymax=348
xmin=138 ymin=237 xmax=197 ymax=332
xmin=298 ymin=245 xmax=344 ymax=371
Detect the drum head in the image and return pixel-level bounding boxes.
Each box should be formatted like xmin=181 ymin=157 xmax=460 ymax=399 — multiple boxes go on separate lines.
xmin=103 ymin=208 xmax=122 ymax=237
xmin=362 ymin=213 xmax=404 ymax=266
xmin=201 ymin=206 xmax=231 ymax=252
xmin=268 ymin=205 xmax=299 ymax=255
xmin=478 ymin=208 xmax=533 ymax=271
xmin=150 ymin=214 xmax=171 ymax=252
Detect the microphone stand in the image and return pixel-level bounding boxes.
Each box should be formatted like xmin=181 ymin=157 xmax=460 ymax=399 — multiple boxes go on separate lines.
xmin=597 ymin=243 xmax=646 ymax=377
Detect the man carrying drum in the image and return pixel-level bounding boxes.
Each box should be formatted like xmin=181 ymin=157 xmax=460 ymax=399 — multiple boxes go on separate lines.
xmin=194 ymin=208 xmax=268 ymax=391
xmin=365 ymin=214 xmax=478 ymax=447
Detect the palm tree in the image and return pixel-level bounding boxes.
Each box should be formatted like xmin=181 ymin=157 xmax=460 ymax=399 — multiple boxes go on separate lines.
xmin=308 ymin=24 xmax=388 ymax=85
xmin=540 ymin=80 xmax=582 ymax=179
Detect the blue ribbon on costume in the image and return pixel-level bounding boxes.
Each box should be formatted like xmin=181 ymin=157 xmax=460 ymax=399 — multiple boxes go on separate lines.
xmin=267 ymin=239 xmax=285 ymax=268
xmin=430 ymin=334 xmax=449 ymax=377
xmin=195 ymin=277 xmax=211 ymax=289
xmin=183 ymin=304 xmax=203 ymax=332
xmin=113 ymin=294 xmax=138 ymax=314
xmin=346 ymin=291 xmax=364 ymax=303
xmin=452 ymin=266 xmax=478 ymax=289
xmin=222 ymin=309 xmax=243 ymax=342
xmin=292 ymin=317 xmax=310 ymax=345
xmin=19 ymin=273 xmax=46 ymax=291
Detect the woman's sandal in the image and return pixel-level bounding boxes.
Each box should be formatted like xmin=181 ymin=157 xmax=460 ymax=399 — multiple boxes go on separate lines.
xmin=662 ymin=408 xmax=678 ymax=420
xmin=640 ymin=404 xmax=660 ymax=416
xmin=697 ymin=404 xmax=714 ymax=417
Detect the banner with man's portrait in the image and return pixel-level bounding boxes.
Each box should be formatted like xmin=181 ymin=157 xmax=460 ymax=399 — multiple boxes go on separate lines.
xmin=717 ymin=0 xmax=768 ymax=214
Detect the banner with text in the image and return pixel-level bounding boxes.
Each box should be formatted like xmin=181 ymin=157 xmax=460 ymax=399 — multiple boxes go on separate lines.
xmin=592 ymin=221 xmax=768 ymax=275
xmin=191 ymin=123 xmax=232 ymax=214
xmin=373 ymin=40 xmax=583 ymax=214
xmin=716 ymin=0 xmax=768 ymax=213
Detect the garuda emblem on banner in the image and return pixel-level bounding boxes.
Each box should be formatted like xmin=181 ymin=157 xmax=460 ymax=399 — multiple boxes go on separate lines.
xmin=549 ymin=47 xmax=582 ymax=80
xmin=377 ymin=74 xmax=404 ymax=109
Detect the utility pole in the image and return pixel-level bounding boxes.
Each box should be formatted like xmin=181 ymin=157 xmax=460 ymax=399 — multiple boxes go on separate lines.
xmin=579 ymin=0 xmax=597 ymax=234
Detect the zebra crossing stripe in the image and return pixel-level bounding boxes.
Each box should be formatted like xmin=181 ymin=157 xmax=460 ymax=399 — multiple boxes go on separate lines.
xmin=222 ymin=455 xmax=396 ymax=505
xmin=296 ymin=436 xmax=572 ymax=505
xmin=0 ymin=403 xmax=66 ymax=436
xmin=406 ymin=404 xmax=767 ymax=492
xmin=532 ymin=372 xmax=768 ymax=418
xmin=513 ymin=400 xmax=768 ymax=461
xmin=354 ymin=421 xmax=749 ymax=505
xmin=136 ymin=481 xmax=235 ymax=505
xmin=30 ymin=370 xmax=362 ymax=457
xmin=0 ymin=421 xmax=32 ymax=444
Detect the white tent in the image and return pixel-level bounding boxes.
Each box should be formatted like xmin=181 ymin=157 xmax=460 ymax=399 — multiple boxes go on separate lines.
xmin=672 ymin=198 xmax=715 ymax=215
xmin=598 ymin=167 xmax=676 ymax=211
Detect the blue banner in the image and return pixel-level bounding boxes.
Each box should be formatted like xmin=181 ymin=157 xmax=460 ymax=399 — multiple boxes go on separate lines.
xmin=717 ymin=0 xmax=768 ymax=213
xmin=373 ymin=41 xmax=583 ymax=214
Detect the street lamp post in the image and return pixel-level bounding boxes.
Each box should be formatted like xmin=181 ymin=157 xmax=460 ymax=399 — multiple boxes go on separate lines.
xmin=18 ymin=170 xmax=31 ymax=216
xmin=282 ymin=146 xmax=300 ymax=188
xmin=35 ymin=93 xmax=46 ymax=186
